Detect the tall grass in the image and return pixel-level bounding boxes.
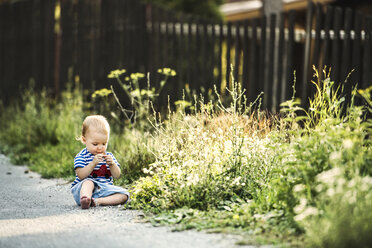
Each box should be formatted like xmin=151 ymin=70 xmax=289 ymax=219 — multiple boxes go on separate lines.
xmin=129 ymin=68 xmax=372 ymax=246
xmin=0 ymin=84 xmax=85 ymax=179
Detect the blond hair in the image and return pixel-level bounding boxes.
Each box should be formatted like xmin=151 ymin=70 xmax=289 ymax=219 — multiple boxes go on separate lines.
xmin=77 ymin=115 xmax=110 ymax=142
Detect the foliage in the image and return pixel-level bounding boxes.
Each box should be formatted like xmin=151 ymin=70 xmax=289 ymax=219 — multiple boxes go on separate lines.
xmin=110 ymin=129 xmax=156 ymax=185
xmin=129 ymin=67 xmax=371 ymax=246
xmin=0 ymin=83 xmax=85 ymax=179
xmin=0 ymin=66 xmax=371 ymax=247
xmin=107 ymin=68 xmax=176 ymax=130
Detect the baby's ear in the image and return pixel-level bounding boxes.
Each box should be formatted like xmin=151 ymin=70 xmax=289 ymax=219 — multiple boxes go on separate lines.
xmin=81 ymin=136 xmax=87 ymax=144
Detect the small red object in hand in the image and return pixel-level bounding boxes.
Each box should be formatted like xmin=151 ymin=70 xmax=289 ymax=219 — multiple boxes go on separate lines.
xmin=90 ymin=164 xmax=111 ymax=179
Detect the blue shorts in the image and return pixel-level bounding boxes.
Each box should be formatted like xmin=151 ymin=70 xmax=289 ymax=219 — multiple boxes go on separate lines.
xmin=71 ymin=179 xmax=130 ymax=206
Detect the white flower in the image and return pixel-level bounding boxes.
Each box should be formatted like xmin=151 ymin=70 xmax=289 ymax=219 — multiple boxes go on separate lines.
xmin=294 ymin=207 xmax=319 ymax=222
xmin=232 ymin=176 xmax=242 ymax=185
xmin=329 ymin=151 xmax=341 ymax=161
xmin=293 ymin=184 xmax=305 ymax=193
xmin=294 ymin=198 xmax=307 ymax=214
xmin=316 ymin=167 xmax=343 ymax=184
xmin=342 ymin=139 xmax=353 ymax=149
xmin=326 ymin=188 xmax=336 ymax=197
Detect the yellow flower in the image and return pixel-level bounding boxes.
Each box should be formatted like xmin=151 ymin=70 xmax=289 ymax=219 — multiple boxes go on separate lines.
xmin=157 ymin=68 xmax=177 ymax=76
xmin=130 ymin=73 xmax=145 ymax=81
xmin=92 ymin=88 xmax=112 ymax=98
xmin=107 ymin=69 xmax=126 ymax=78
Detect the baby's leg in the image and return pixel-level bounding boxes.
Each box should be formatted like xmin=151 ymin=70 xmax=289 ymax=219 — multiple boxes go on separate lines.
xmin=95 ymin=193 xmax=128 ymax=206
xmin=80 ymin=180 xmax=95 ymax=209
xmin=80 ymin=180 xmax=95 ymax=198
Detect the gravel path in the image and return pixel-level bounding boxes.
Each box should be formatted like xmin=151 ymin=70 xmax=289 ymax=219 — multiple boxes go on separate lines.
xmin=0 ymin=154 xmax=256 ymax=248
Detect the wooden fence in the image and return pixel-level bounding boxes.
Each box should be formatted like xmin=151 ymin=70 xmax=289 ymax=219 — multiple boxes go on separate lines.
xmin=0 ymin=0 xmax=371 ymax=111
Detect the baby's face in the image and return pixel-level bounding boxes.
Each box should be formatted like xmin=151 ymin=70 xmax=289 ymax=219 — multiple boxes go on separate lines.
xmin=82 ymin=127 xmax=109 ymax=155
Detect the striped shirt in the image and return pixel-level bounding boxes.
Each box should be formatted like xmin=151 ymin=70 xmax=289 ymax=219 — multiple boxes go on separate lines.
xmin=71 ymin=148 xmax=120 ymax=188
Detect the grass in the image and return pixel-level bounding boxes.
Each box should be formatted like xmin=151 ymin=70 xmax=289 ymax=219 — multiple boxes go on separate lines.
xmin=0 ymin=67 xmax=371 ymax=247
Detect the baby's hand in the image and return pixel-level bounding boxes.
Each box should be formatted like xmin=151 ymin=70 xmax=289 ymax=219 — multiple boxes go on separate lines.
xmin=93 ymin=154 xmax=104 ymax=165
xmin=103 ymin=154 xmax=114 ymax=166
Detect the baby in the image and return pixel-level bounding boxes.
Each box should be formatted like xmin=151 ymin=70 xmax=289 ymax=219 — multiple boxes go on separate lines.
xmin=71 ymin=115 xmax=129 ymax=209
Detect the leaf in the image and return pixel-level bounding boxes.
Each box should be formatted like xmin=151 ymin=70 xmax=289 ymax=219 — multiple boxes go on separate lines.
xmin=295 ymin=116 xmax=309 ymax=122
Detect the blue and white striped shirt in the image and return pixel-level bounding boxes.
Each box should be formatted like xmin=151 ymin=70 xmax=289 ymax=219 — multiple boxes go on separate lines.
xmin=71 ymin=148 xmax=120 ymax=188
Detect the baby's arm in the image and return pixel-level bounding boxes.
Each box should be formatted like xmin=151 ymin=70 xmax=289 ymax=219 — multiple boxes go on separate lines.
xmin=104 ymin=154 xmax=121 ymax=179
xmin=76 ymin=154 xmax=103 ymax=180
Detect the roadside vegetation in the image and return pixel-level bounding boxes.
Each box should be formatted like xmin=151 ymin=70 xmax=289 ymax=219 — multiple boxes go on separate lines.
xmin=0 ymin=67 xmax=371 ymax=247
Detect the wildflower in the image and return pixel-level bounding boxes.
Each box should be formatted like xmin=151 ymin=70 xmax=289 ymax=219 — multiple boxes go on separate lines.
xmin=317 ymin=167 xmax=343 ymax=184
xmin=157 ymin=68 xmax=177 ymax=76
xmin=107 ymin=69 xmax=126 ymax=78
xmin=232 ymin=176 xmax=242 ymax=185
xmin=293 ymin=184 xmax=305 ymax=193
xmin=294 ymin=207 xmax=318 ymax=222
xmin=329 ymin=151 xmax=341 ymax=161
xmin=92 ymin=88 xmax=112 ymax=98
xmin=326 ymin=187 xmax=336 ymax=197
xmin=130 ymin=73 xmax=145 ymax=81
xmin=342 ymin=139 xmax=353 ymax=149
xmin=294 ymin=198 xmax=307 ymax=214
xmin=233 ymin=214 xmax=239 ymax=220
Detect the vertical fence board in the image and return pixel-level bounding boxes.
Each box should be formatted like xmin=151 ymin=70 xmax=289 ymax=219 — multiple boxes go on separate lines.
xmin=201 ymin=20 xmax=207 ymax=88
xmin=312 ymin=4 xmax=323 ymax=71
xmin=259 ymin=16 xmax=266 ymax=99
xmin=242 ymin=20 xmax=249 ymax=93
xmin=248 ymin=18 xmax=258 ymax=102
xmin=265 ymin=14 xmax=276 ymax=109
xmin=217 ymin=21 xmax=223 ymax=91
xmin=0 ymin=4 xmax=4 ymax=101
xmin=177 ymin=14 xmax=184 ymax=91
xmin=195 ymin=19 xmax=201 ymax=89
xmin=186 ymin=16 xmax=193 ymax=87
xmin=226 ymin=21 xmax=232 ymax=88
xmin=301 ymin=1 xmax=314 ymax=104
xmin=209 ymin=21 xmax=216 ymax=90
xmin=331 ymin=7 xmax=343 ymax=85
xmin=322 ymin=6 xmax=333 ymax=68
xmin=284 ymin=10 xmax=295 ymax=102
xmin=276 ymin=13 xmax=284 ymax=106
xmin=362 ymin=18 xmax=372 ymax=89
xmin=1 ymin=4 xmax=12 ymax=102
xmin=234 ymin=21 xmax=241 ymax=83
xmin=341 ymin=8 xmax=353 ymax=99
xmin=350 ymin=13 xmax=362 ymax=90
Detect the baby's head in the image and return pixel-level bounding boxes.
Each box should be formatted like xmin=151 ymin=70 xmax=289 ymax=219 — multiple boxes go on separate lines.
xmin=78 ymin=115 xmax=110 ymax=155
